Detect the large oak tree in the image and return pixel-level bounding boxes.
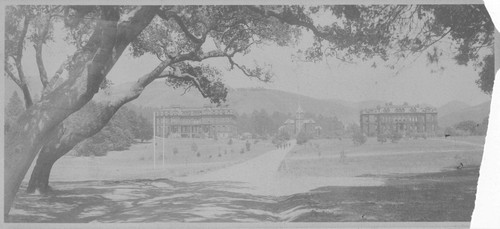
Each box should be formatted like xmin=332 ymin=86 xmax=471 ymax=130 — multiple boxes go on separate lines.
xmin=4 ymin=5 xmax=494 ymax=216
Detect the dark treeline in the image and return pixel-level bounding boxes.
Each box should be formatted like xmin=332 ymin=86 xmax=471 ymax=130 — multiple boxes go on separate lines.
xmin=236 ymin=109 xmax=345 ymax=138
xmin=445 ymin=117 xmax=489 ymax=137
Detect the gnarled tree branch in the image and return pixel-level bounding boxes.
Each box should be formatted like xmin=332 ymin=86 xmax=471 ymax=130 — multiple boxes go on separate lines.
xmin=33 ymin=15 xmax=52 ymax=89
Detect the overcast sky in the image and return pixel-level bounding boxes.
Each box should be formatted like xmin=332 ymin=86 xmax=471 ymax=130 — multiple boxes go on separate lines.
xmin=6 ymin=5 xmax=493 ymax=108
xmin=106 ymin=41 xmax=491 ymax=107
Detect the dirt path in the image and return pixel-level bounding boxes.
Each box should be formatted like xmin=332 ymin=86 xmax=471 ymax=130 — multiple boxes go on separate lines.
xmin=182 ymin=142 xmax=294 ymax=183
xmin=179 ymin=141 xmax=383 ymax=196
xmin=178 ymin=141 xmax=296 ymax=196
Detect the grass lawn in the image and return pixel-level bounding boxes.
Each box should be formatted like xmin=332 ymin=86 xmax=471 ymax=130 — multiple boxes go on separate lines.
xmin=283 ymin=136 xmax=484 ymax=178
xmin=12 ymin=136 xmax=485 ymax=222
xmin=24 ymin=138 xmax=275 ymax=183
xmin=272 ymin=167 xmax=480 ymax=222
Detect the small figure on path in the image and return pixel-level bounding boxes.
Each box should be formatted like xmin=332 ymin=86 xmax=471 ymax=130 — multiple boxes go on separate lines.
xmin=340 ymin=150 xmax=346 ymax=163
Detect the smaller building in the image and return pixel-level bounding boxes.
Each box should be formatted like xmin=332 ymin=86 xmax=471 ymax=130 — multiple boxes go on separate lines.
xmin=279 ymin=105 xmax=320 ymax=137
xmin=360 ymin=102 xmax=438 ymax=137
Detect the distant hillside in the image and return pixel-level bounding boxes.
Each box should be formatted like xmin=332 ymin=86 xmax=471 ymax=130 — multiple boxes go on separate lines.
xmin=438 ymin=101 xmax=491 ymax=128
xmin=438 ymin=100 xmax=471 ymax=117
xmin=352 ymin=100 xmax=387 ymax=110
xmin=98 ymin=81 xmax=491 ymax=127
xmin=97 ymin=81 xmax=360 ymax=123
xmin=227 ymin=88 xmax=360 ymax=123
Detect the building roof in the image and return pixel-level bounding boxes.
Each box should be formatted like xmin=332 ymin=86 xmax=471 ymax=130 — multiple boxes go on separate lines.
xmin=157 ymin=105 xmax=235 ymax=117
xmin=361 ymin=102 xmax=437 ymax=115
xmin=296 ymin=104 xmax=304 ymax=114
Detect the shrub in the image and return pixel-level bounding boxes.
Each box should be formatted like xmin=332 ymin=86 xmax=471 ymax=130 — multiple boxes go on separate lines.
xmin=196 ymin=152 xmax=201 ymax=157
xmin=377 ymin=133 xmax=387 ymax=144
xmin=173 ymin=147 xmax=179 ymax=155
xmin=296 ymin=131 xmax=310 ymax=145
xmin=191 ymin=142 xmax=198 ymax=153
xmin=413 ymin=132 xmax=427 ymax=139
xmin=445 ymin=127 xmax=469 ymax=137
xmin=246 ymin=140 xmax=251 ymax=151
xmin=240 ymin=148 xmax=245 ymax=154
xmin=352 ymin=131 xmax=367 ymax=145
xmin=227 ymin=138 xmax=233 ymax=145
xmin=389 ymin=131 xmax=403 ymax=143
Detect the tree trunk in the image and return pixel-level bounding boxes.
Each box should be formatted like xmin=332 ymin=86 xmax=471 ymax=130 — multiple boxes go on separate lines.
xmin=26 ymin=150 xmax=58 ymax=194
xmin=24 ymin=58 xmax=177 ymax=197
xmin=4 ymin=6 xmax=158 ymax=216
xmin=25 ymin=125 xmax=71 ymax=194
xmin=25 ymin=105 xmax=119 ymax=194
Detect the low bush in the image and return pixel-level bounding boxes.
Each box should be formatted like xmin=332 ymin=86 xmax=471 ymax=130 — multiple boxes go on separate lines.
xmin=390 ymin=131 xmax=403 ymax=143
xmin=352 ymin=131 xmax=367 ymax=145
xmin=246 ymin=140 xmax=251 ymax=151
xmin=377 ymin=133 xmax=388 ymax=144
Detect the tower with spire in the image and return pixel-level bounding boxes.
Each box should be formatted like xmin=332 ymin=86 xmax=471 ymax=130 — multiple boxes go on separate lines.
xmin=277 ymin=84 xmax=321 ymax=138
xmin=295 ymin=104 xmax=304 ymax=134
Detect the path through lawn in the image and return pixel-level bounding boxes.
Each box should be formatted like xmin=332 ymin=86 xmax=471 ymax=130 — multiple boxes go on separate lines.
xmin=8 ymin=138 xmax=482 ymax=222
xmin=180 ymin=141 xmax=383 ymax=196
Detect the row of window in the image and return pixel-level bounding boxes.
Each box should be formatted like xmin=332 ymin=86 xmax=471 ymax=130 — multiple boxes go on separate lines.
xmin=157 ymin=110 xmax=234 ymax=116
xmin=363 ymin=114 xmax=436 ymax=123
xmin=156 ymin=117 xmax=235 ymax=124
xmin=156 ymin=125 xmax=235 ymax=132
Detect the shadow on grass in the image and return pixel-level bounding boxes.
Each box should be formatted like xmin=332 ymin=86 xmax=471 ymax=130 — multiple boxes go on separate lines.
xmin=7 ymin=167 xmax=479 ymax=223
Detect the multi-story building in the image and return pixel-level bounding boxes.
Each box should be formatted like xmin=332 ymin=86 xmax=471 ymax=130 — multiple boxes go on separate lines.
xmin=360 ymin=102 xmax=438 ymax=137
xmin=154 ymin=105 xmax=237 ymax=139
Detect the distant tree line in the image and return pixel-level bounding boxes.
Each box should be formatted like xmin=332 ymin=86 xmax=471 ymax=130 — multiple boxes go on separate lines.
xmin=6 ymin=92 xmax=153 ymax=157
xmin=235 ymin=109 xmax=345 ymax=138
xmin=445 ymin=118 xmax=489 ymax=137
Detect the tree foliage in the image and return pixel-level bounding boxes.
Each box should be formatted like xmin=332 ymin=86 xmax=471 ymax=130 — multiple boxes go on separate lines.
xmin=453 ymin=120 xmax=479 ymax=136
xmin=5 ymin=92 xmax=24 ymax=120
xmin=70 ymin=104 xmax=152 ymax=157
xmin=5 ymin=92 xmax=25 ymax=133
xmin=352 ymin=130 xmax=367 ymax=145
xmin=296 ymin=130 xmax=311 ymax=145
xmin=3 ymin=4 xmax=495 ymax=215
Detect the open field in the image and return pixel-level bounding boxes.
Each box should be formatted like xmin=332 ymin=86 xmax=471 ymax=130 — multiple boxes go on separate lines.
xmin=282 ymin=136 xmax=484 ymax=178
xmin=23 ymin=138 xmax=275 ymax=183
xmin=10 ymin=136 xmax=484 ymax=222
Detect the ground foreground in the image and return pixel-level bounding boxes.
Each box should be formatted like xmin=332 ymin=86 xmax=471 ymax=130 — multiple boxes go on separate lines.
xmin=7 ymin=136 xmax=484 ymax=222
xmin=7 ymin=167 xmax=479 ymax=222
